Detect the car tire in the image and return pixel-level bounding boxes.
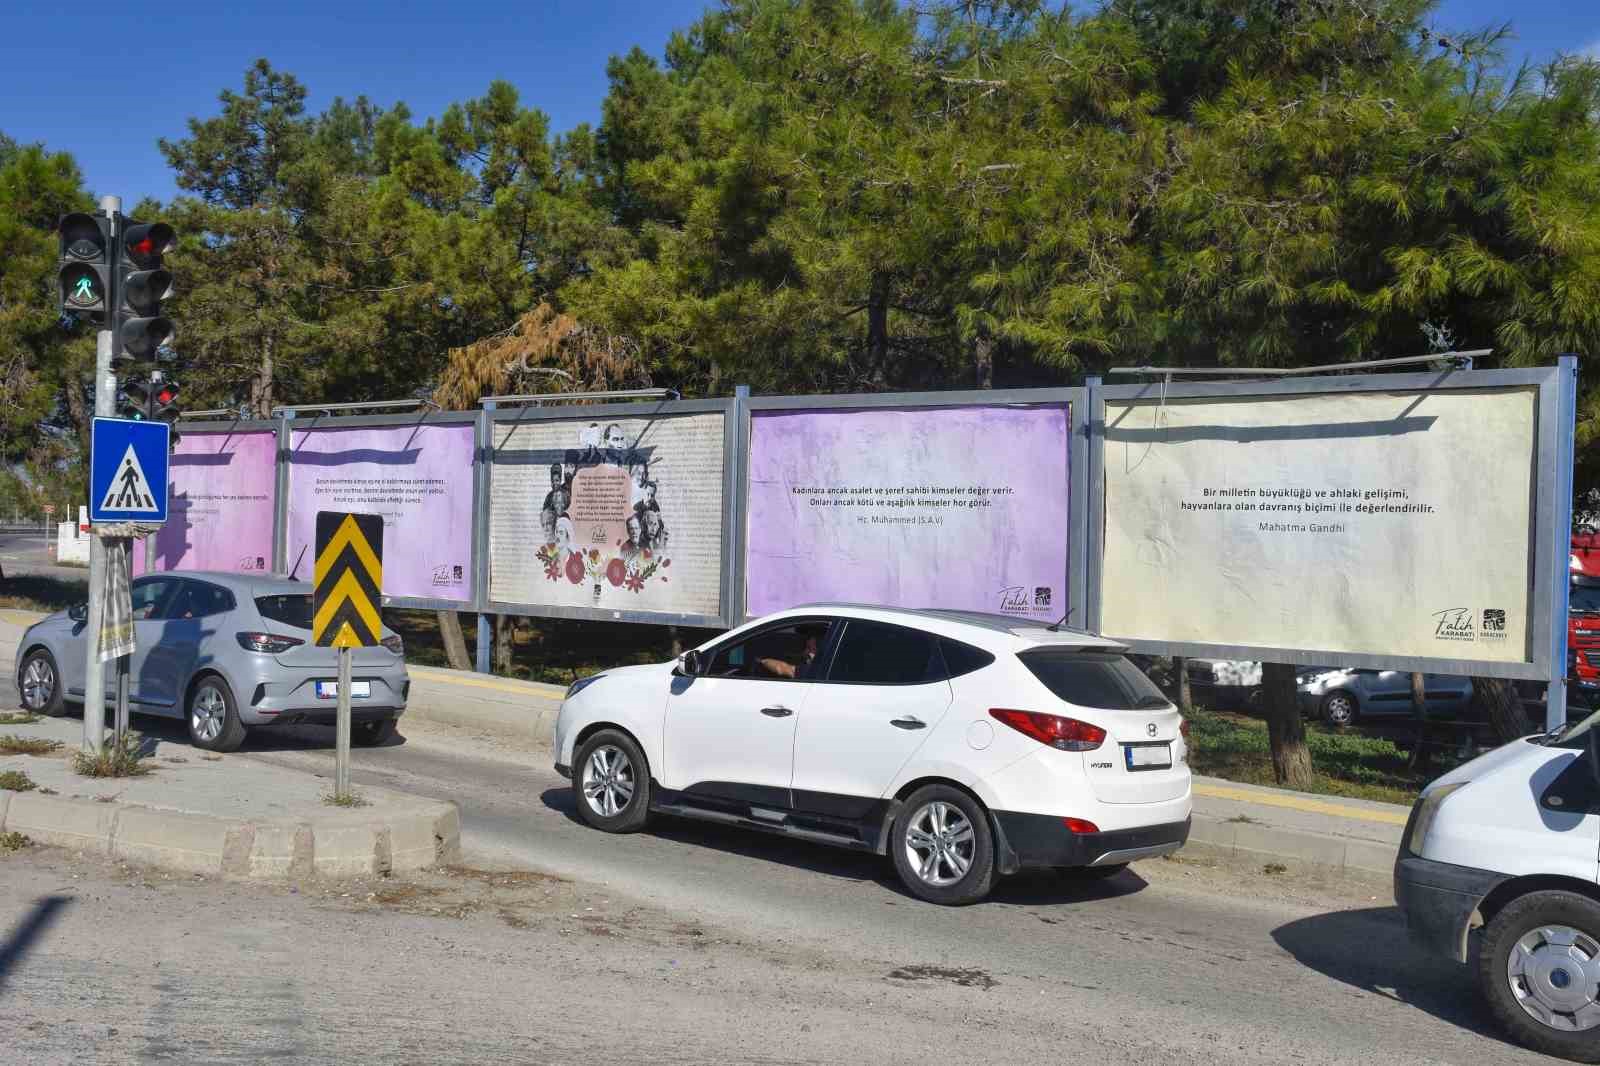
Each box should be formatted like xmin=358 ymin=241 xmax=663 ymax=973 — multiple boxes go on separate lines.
xmin=18 ymin=648 xmax=67 ymax=717
xmin=1478 ymin=890 xmax=1600 ymax=1062
xmin=1320 ymin=691 xmax=1358 ymax=727
xmin=572 ymin=729 xmax=652 ymax=833
xmin=187 ymin=675 xmax=247 ymax=753
xmin=351 ymin=718 xmax=399 ymax=747
xmin=890 ymin=785 xmax=996 ymax=906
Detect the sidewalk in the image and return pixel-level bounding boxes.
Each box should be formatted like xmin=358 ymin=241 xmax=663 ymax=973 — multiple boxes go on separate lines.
xmin=0 ymin=714 xmax=459 ymax=879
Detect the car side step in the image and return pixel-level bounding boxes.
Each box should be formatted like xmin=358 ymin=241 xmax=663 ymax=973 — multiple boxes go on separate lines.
xmin=651 ymin=802 xmax=873 ymax=851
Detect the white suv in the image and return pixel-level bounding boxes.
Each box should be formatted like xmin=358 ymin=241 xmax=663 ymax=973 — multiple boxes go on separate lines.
xmin=554 ymin=606 xmax=1192 ymax=904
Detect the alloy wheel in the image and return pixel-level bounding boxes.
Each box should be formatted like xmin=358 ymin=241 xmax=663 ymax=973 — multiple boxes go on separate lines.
xmin=903 ymin=800 xmax=976 ymax=887
xmin=21 ymin=657 xmax=54 ymax=711
xmin=581 ymin=744 xmax=635 ymax=818
xmin=192 ymin=684 xmax=226 ymax=742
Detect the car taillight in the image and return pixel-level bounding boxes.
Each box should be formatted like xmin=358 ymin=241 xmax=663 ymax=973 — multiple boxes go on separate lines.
xmin=989 ymin=708 xmax=1106 ymax=751
xmin=381 ymin=635 xmax=403 ymax=656
xmin=1179 ymin=718 xmax=1190 ymax=740
xmin=236 ymin=632 xmax=304 ymax=654
xmin=1062 ymin=817 xmax=1099 ymax=834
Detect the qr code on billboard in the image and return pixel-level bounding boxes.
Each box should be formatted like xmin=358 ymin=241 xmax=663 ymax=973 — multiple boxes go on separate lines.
xmin=1483 ymin=609 xmax=1506 ymax=632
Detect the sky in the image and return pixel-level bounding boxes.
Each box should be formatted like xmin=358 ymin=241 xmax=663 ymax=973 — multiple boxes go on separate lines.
xmin=2 ymin=0 xmax=1597 ymax=206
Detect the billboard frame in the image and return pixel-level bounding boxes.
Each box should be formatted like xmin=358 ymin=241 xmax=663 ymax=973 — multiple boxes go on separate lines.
xmin=1085 ymin=360 xmax=1578 ymax=691
xmin=481 ymin=396 xmax=740 ymax=630
xmin=739 ymin=386 xmax=1088 ymax=627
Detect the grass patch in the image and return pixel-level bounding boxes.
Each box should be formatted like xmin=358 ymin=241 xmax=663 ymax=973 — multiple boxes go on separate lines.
xmin=1263 ymin=862 xmax=1288 ymax=876
xmin=0 ymin=573 xmax=87 ymax=613
xmin=1185 ymin=708 xmax=1449 ymax=804
xmin=0 ymin=831 xmax=31 ymax=852
xmin=0 ymin=734 xmax=62 ymax=756
xmin=71 ymin=732 xmax=151 ymax=778
xmin=386 ymin=610 xmax=717 ymax=686
xmin=323 ymin=790 xmax=370 ymax=808
xmin=0 ymin=712 xmax=41 ymax=726
xmin=0 ymin=769 xmax=37 ymax=792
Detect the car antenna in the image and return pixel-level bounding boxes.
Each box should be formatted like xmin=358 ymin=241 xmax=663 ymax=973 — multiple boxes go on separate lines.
xmin=1046 ymin=608 xmax=1074 ymax=632
xmin=287 ymin=545 xmax=307 ymax=581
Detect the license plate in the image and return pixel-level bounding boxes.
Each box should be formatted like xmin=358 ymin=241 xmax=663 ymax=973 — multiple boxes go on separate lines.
xmin=315 ymin=681 xmax=370 ymax=700
xmin=1125 ymin=743 xmax=1171 ymax=771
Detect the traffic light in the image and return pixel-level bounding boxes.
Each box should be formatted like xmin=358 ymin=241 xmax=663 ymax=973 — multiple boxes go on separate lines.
xmin=58 ymin=212 xmax=112 ymax=320
xmin=114 ymin=220 xmax=175 ymax=366
xmin=116 ymin=375 xmax=153 ymax=421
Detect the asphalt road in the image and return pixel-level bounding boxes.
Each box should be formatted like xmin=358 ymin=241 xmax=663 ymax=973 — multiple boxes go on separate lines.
xmin=0 ymin=529 xmax=86 ymax=581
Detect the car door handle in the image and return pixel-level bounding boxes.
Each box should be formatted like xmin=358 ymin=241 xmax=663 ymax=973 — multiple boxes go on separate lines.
xmin=760 ymin=706 xmax=793 ymax=718
xmin=890 ymin=716 xmax=926 ymax=730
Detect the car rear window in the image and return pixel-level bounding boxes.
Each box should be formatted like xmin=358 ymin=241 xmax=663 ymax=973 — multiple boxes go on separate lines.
xmin=1018 ymin=651 xmax=1170 ymax=710
xmin=826 ymin=620 xmax=942 ymax=686
xmin=255 ymin=594 xmax=313 ymax=630
xmin=939 ymin=638 xmax=994 ymax=679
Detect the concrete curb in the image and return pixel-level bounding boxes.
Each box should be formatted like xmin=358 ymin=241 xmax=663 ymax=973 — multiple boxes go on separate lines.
xmin=0 ymin=787 xmax=461 ymax=879
xmin=1187 ymin=811 xmax=1396 ymax=884
xmin=405 ymin=665 xmax=564 ymax=744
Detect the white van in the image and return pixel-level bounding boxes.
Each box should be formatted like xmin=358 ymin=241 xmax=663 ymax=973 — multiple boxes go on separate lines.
xmin=1394 ymin=710 xmax=1600 ymax=1062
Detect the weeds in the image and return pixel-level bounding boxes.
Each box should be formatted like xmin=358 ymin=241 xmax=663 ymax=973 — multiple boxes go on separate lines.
xmin=1226 ymin=814 xmax=1257 ymax=824
xmin=1263 ymin=863 xmax=1288 ymax=876
xmin=0 ymin=712 xmax=41 ymax=726
xmin=324 ymin=790 xmax=370 ymax=808
xmin=0 ymin=574 xmax=87 ymax=613
xmin=72 ymin=732 xmax=151 ymax=778
xmin=0 ymin=769 xmax=37 ymax=792
xmin=0 ymin=831 xmax=31 ymax=852
xmin=0 ymin=734 xmax=62 ymax=756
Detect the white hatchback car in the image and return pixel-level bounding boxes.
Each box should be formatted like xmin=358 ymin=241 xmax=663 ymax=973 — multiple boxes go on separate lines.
xmin=554 ymin=606 xmax=1192 ymax=904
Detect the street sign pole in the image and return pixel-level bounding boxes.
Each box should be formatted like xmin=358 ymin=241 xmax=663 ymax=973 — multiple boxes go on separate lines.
xmin=82 ymin=217 xmax=117 ymax=754
xmin=336 ymin=646 xmax=352 ymax=796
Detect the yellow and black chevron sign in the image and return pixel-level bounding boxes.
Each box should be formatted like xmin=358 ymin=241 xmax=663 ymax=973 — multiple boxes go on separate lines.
xmin=313 ymin=511 xmax=384 ymax=648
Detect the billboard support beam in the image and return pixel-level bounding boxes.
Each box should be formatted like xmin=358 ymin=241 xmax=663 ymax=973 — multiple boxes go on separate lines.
xmin=1547 ymin=354 xmax=1580 ymax=731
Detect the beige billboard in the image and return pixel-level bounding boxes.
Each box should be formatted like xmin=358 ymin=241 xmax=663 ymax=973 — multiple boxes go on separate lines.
xmin=1101 ymin=387 xmax=1537 ymax=663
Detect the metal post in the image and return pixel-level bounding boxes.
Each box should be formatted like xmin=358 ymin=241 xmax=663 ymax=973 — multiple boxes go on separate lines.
xmin=114 ymin=658 xmax=130 ymax=742
xmin=1083 ymin=375 xmax=1103 ymax=635
xmin=1547 ymin=354 xmax=1580 ymax=732
xmin=82 ymin=309 xmax=117 ymax=753
xmin=273 ymin=411 xmax=294 ymax=573
xmin=474 ymin=402 xmax=495 ymax=673
xmin=336 ymin=645 xmax=352 ymax=797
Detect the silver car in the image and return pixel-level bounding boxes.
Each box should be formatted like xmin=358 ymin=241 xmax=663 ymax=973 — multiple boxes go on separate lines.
xmin=13 ymin=572 xmax=409 ymax=752
xmin=1296 ymin=667 xmax=1474 ymax=727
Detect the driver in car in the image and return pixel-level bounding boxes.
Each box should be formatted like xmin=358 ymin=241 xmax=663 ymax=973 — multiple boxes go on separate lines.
xmin=756 ymin=633 xmax=819 ymax=680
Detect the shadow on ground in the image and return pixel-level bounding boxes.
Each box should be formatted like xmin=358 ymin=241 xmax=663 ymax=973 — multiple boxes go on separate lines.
xmin=539 ymin=786 xmax=1148 ymax=906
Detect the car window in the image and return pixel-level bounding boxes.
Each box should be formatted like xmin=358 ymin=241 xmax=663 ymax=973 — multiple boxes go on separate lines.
xmin=707 ymin=620 xmax=832 ymax=681
xmin=255 ymin=594 xmax=314 ymax=631
xmin=1018 ymin=650 xmax=1170 ymax=710
xmin=826 ymin=620 xmax=942 ymax=686
xmin=130 ymin=578 xmax=179 ymax=622
xmin=939 ymin=638 xmax=994 ymax=679
xmin=170 ymin=581 xmax=235 ymax=619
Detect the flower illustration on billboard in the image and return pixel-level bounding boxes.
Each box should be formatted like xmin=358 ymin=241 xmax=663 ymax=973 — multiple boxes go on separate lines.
xmin=533 ymin=421 xmax=673 ymax=599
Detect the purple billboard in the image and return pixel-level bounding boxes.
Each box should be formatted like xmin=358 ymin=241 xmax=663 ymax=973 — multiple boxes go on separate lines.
xmin=745 ymin=404 xmax=1070 ymax=620
xmin=286 ymin=423 xmax=475 ymax=602
xmin=137 ymin=431 xmax=277 ymax=575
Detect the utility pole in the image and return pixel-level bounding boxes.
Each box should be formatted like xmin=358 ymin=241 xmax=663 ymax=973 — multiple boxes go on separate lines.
xmin=81 ymin=195 xmax=120 ymax=754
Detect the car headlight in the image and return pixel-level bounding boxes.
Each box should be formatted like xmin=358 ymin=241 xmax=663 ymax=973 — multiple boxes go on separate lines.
xmin=1408 ymin=781 xmax=1470 ymax=854
xmin=565 ymin=674 xmax=606 ymax=700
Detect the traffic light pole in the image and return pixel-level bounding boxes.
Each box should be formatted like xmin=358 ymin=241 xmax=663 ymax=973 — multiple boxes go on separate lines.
xmin=82 ymin=318 xmax=115 ymax=754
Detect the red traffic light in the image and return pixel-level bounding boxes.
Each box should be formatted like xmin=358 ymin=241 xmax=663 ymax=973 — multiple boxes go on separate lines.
xmin=155 ymin=385 xmax=179 ymax=406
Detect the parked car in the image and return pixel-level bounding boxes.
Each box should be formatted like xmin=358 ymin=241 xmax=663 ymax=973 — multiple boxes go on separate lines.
xmin=1184 ymin=659 xmax=1263 ymax=709
xmin=13 ymin=571 xmax=409 ymax=752
xmin=554 ymin=605 xmax=1192 ymax=905
xmin=1394 ymin=708 xmax=1600 ymax=1061
xmin=1296 ymin=667 xmax=1474 ymax=727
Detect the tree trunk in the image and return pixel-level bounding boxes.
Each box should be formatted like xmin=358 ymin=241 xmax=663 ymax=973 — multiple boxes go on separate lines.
xmin=252 ymin=331 xmax=277 ymax=417
xmin=437 ymin=610 xmax=471 ymax=671
xmin=493 ymin=614 xmax=513 ymax=675
xmin=1407 ymin=671 xmax=1431 ymax=772
xmin=1474 ymin=676 xmax=1535 ymax=744
xmin=865 ymin=274 xmax=889 ymax=388
xmin=1262 ymin=662 xmax=1314 ymax=789
xmin=1175 ymin=656 xmax=1193 ymax=714
xmin=974 ymin=328 xmax=994 ymax=389
xmin=667 ymin=625 xmax=684 ymax=657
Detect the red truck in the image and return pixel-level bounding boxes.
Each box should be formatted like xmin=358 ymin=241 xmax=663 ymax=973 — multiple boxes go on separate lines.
xmin=1569 ymin=532 xmax=1600 ymax=699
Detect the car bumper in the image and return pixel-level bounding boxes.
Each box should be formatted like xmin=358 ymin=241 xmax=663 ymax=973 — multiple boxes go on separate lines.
xmin=992 ymin=812 xmax=1191 ymax=872
xmin=234 ymin=662 xmax=410 ymax=726
xmin=1393 ymin=851 xmax=1506 ymax=963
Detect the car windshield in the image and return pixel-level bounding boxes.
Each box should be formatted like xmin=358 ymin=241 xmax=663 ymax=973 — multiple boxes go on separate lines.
xmin=1018 ymin=650 xmax=1170 ymax=710
xmin=255 ymin=594 xmax=313 ymax=630
xmin=1572 ymin=582 xmax=1600 ymax=616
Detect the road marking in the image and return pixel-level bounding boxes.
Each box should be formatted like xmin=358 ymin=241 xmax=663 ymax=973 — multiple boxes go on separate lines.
xmin=1193 ymin=782 xmax=1409 ymax=826
xmin=407 ymin=666 xmax=564 ymax=702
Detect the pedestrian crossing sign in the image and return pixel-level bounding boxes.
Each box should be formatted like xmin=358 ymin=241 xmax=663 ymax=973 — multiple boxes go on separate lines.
xmin=89 ymin=417 xmax=169 ymax=524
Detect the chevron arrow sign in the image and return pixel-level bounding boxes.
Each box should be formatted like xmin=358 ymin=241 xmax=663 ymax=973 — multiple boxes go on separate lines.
xmin=313 ymin=511 xmax=384 ymax=648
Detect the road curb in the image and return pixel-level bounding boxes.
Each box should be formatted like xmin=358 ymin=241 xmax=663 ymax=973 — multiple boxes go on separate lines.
xmin=1186 ymin=811 xmax=1396 ymax=884
xmin=0 ymin=787 xmax=461 ymax=879
xmin=405 ymin=665 xmax=564 ymax=744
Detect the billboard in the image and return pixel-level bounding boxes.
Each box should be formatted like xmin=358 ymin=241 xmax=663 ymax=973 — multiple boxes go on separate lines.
xmin=745 ymin=404 xmax=1072 ymax=621
xmin=286 ymin=423 xmax=475 ymax=603
xmin=137 ymin=430 xmax=276 ymax=575
xmin=488 ymin=413 xmax=726 ymax=618
xmin=1099 ymin=387 xmax=1538 ymax=663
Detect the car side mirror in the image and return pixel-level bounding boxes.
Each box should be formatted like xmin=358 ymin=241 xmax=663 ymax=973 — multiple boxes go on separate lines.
xmin=1587 ymin=728 xmax=1600 ymax=789
xmin=677 ymin=649 xmax=704 ymax=677
xmin=68 ymin=603 xmax=88 ymax=623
